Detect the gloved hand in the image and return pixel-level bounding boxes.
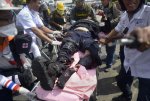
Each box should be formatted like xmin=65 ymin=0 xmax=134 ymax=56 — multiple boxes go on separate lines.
xmin=23 ymin=62 xmax=31 ymax=69
xmin=53 ymin=31 xmax=62 ymax=38
xmin=59 ymin=25 xmax=63 ymax=31
xmin=51 ymin=40 xmax=62 ymax=45
xmin=18 ymin=87 xmax=36 ymax=99
xmin=70 ymin=20 xmax=76 ymax=25
xmin=53 ymin=31 xmax=62 ymax=35
xmin=48 ymin=34 xmax=55 ymax=39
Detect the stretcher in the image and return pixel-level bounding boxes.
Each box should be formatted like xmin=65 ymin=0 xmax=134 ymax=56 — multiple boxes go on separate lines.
xmin=34 ymin=51 xmax=97 ymax=101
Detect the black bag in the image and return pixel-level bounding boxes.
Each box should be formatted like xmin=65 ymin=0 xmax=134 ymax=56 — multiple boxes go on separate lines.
xmin=14 ymin=34 xmax=32 ymax=54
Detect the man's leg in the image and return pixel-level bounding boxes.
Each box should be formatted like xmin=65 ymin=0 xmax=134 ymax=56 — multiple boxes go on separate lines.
xmin=31 ymin=42 xmax=41 ymax=58
xmin=105 ymin=44 xmax=116 ymax=72
xmin=137 ymin=78 xmax=150 ymax=101
xmin=115 ymin=67 xmax=133 ymax=101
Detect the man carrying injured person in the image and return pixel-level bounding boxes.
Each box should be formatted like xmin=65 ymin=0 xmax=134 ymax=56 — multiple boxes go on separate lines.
xmin=31 ymin=20 xmax=102 ymax=90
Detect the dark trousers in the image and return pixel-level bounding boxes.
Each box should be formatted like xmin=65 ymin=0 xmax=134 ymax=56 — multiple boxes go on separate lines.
xmin=116 ymin=67 xmax=134 ymax=98
xmin=116 ymin=46 xmax=134 ymax=98
xmin=106 ymin=43 xmax=116 ymax=67
xmin=137 ymin=78 xmax=150 ymax=101
xmin=0 ymin=88 xmax=13 ymax=101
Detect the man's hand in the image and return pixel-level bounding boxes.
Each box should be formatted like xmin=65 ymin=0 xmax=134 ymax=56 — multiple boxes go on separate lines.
xmin=18 ymin=87 xmax=36 ymax=99
xmin=53 ymin=31 xmax=62 ymax=38
xmin=51 ymin=40 xmax=62 ymax=45
xmin=59 ymin=25 xmax=63 ymax=31
xmin=99 ymin=38 xmax=108 ymax=45
xmin=98 ymin=32 xmax=108 ymax=44
xmin=130 ymin=27 xmax=150 ymax=52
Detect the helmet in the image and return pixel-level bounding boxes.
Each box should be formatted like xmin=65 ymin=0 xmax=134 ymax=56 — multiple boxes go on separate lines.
xmin=56 ymin=1 xmax=65 ymax=11
xmin=118 ymin=0 xmax=145 ymax=11
xmin=74 ymin=0 xmax=85 ymax=3
xmin=0 ymin=0 xmax=21 ymax=10
xmin=20 ymin=0 xmax=26 ymax=4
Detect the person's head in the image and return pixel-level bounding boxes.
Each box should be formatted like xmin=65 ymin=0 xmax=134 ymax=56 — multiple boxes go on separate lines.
xmin=56 ymin=1 xmax=65 ymax=15
xmin=101 ymin=0 xmax=110 ymax=7
xmin=75 ymin=0 xmax=85 ymax=8
xmin=0 ymin=0 xmax=20 ymax=27
xmin=118 ymin=0 xmax=145 ymax=13
xmin=26 ymin=0 xmax=42 ymax=11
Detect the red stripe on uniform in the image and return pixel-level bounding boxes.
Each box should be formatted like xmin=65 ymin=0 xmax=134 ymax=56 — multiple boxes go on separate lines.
xmin=13 ymin=85 xmax=20 ymax=91
xmin=4 ymin=80 xmax=11 ymax=87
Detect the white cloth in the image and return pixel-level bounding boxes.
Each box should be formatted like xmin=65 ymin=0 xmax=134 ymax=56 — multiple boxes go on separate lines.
xmin=0 ymin=23 xmax=17 ymax=37
xmin=16 ymin=6 xmax=44 ymax=57
xmin=51 ymin=41 xmax=62 ymax=45
xmin=0 ymin=46 xmax=16 ymax=69
xmin=115 ymin=5 xmax=150 ymax=78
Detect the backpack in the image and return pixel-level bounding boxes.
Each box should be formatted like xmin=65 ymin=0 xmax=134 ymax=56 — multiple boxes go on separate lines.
xmin=14 ymin=34 xmax=32 ymax=55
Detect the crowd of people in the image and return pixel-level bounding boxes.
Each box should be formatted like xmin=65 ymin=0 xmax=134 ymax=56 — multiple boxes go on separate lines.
xmin=0 ymin=0 xmax=150 ymax=101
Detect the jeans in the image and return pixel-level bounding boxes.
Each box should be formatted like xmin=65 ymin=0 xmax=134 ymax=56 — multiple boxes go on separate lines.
xmin=106 ymin=43 xmax=116 ymax=67
xmin=137 ymin=78 xmax=150 ymax=101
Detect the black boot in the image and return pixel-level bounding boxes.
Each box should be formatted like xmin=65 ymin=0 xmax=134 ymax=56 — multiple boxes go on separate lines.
xmin=57 ymin=68 xmax=76 ymax=89
xmin=31 ymin=56 xmax=53 ymax=90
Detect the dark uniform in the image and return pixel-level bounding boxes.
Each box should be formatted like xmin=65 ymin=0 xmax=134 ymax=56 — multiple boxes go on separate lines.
xmin=31 ymin=20 xmax=102 ymax=91
xmin=49 ymin=10 xmax=66 ymax=30
xmin=70 ymin=4 xmax=98 ymax=23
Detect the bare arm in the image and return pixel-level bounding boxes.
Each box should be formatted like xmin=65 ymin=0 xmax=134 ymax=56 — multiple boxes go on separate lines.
xmin=99 ymin=29 xmax=119 ymax=44
xmin=39 ymin=26 xmax=53 ymax=34
xmin=31 ymin=27 xmax=52 ymax=43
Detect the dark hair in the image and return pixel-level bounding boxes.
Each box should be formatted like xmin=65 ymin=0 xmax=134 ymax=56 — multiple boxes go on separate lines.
xmin=118 ymin=0 xmax=145 ymax=11
xmin=26 ymin=0 xmax=38 ymax=4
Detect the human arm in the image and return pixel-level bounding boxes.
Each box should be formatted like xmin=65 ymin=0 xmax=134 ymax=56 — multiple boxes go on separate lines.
xmin=31 ymin=27 xmax=52 ymax=43
xmin=110 ymin=3 xmax=121 ymax=28
xmin=99 ymin=29 xmax=119 ymax=44
xmin=0 ymin=74 xmax=35 ymax=97
xmin=70 ymin=8 xmax=76 ymax=21
xmin=89 ymin=7 xmax=99 ymax=23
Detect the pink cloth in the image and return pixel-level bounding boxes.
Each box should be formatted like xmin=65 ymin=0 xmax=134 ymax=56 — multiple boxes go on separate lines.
xmin=35 ymin=52 xmax=97 ymax=101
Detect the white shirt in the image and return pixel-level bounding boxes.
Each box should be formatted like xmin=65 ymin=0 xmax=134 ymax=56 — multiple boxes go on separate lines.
xmin=16 ymin=6 xmax=44 ymax=42
xmin=115 ymin=5 xmax=150 ymax=78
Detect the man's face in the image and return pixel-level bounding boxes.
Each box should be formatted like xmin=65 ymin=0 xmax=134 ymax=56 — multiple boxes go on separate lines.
xmin=101 ymin=0 xmax=109 ymax=7
xmin=76 ymin=1 xmax=84 ymax=8
xmin=123 ymin=0 xmax=140 ymax=12
xmin=32 ymin=0 xmax=42 ymax=11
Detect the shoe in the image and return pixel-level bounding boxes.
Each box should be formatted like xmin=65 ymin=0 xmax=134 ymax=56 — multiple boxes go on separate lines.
xmin=31 ymin=57 xmax=54 ymax=90
xmin=112 ymin=94 xmax=132 ymax=101
xmin=57 ymin=68 xmax=75 ymax=89
xmin=104 ymin=66 xmax=111 ymax=72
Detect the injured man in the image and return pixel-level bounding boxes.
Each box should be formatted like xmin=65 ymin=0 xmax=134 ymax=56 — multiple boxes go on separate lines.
xmin=31 ymin=19 xmax=102 ymax=91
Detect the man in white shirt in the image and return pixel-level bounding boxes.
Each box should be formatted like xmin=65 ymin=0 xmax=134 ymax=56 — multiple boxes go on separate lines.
xmin=16 ymin=0 xmax=62 ymax=58
xmin=100 ymin=0 xmax=150 ymax=101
